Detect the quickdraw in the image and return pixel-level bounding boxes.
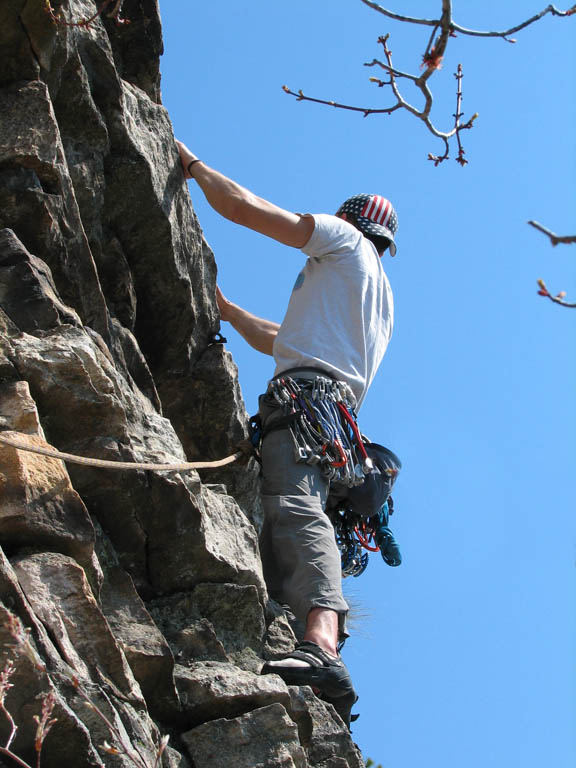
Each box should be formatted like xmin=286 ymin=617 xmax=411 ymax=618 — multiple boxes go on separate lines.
xmin=268 ymin=375 xmax=372 ymax=487
xmin=330 ymin=497 xmax=402 ymax=578
xmin=335 ymin=520 xmax=369 ymax=578
xmin=354 ymin=521 xmax=380 ymax=552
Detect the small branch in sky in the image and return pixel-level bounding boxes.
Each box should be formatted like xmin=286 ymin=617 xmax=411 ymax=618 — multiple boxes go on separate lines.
xmin=283 ymin=0 xmax=575 ymax=164
xmin=450 ymin=3 xmax=576 ymax=41
xmin=284 ymin=31 xmax=476 ymax=165
xmin=358 ymin=0 xmax=440 ymax=28
xmin=537 ymin=279 xmax=576 ymax=308
xmin=528 ymin=220 xmax=576 ymax=246
xmin=453 ymin=65 xmax=467 ymax=166
xmin=360 ymin=0 xmax=576 ymax=39
xmin=281 ymin=85 xmax=401 ymax=118
xmin=530 ymin=222 xmax=575 ymax=308
xmin=428 ymin=63 xmax=477 ymax=166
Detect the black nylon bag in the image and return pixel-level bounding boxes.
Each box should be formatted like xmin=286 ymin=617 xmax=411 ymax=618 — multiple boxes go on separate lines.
xmin=327 ymin=442 xmax=403 ymax=567
xmin=328 ymin=443 xmax=401 ymax=519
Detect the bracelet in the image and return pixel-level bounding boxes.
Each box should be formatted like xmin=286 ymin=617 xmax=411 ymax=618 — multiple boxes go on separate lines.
xmin=187 ymin=158 xmax=202 ymax=176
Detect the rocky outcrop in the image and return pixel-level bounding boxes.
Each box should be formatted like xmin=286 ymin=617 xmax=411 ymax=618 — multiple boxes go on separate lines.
xmin=0 ymin=2 xmax=364 ymax=766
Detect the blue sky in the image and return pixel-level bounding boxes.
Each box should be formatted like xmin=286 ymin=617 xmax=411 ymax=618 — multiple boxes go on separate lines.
xmin=159 ymin=2 xmax=576 ymax=766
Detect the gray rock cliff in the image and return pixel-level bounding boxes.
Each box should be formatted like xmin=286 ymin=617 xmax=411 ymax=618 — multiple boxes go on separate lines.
xmin=0 ymin=2 xmax=365 ymax=767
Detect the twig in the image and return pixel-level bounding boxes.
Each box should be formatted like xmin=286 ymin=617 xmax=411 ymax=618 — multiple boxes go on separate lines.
xmin=530 ymin=224 xmax=575 ymax=308
xmin=453 ymin=65 xmax=465 ymax=165
xmin=0 ymin=661 xmax=18 ymax=752
xmin=285 ymin=31 xmax=476 ymax=165
xmin=284 ymin=0 xmax=465 ymax=162
xmin=429 ymin=63 xmax=471 ymax=166
xmin=33 ymin=692 xmax=57 ymax=768
xmin=72 ymin=677 xmax=150 ymax=768
xmin=528 ymin=221 xmax=576 ymax=246
xmin=0 ymin=661 xmax=39 ymax=768
xmin=43 ymin=0 xmax=130 ymax=28
xmin=73 ymin=676 xmax=168 ymax=768
xmin=360 ymin=0 xmax=576 ymax=38
xmin=536 ymin=279 xmax=576 ymax=308
xmin=451 ymin=4 xmax=576 ymax=41
xmin=452 ymin=64 xmax=472 ymax=166
xmin=0 ymin=745 xmax=35 ymax=768
xmin=1 ymin=619 xmax=53 ymax=768
xmin=281 ymin=85 xmax=400 ymax=117
xmin=2 ymin=611 xmax=165 ymax=768
xmin=283 ymin=0 xmax=575 ymax=163
xmin=359 ymin=0 xmax=440 ymax=27
xmin=151 ymin=736 xmax=170 ymax=768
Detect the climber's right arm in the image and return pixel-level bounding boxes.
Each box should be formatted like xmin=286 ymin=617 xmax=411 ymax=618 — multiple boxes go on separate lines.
xmin=176 ymin=141 xmax=314 ymax=249
xmin=216 ymin=287 xmax=278 ymax=357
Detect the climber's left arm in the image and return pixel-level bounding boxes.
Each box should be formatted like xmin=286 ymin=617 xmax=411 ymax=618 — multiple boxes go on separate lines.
xmin=216 ymin=286 xmax=278 ymax=357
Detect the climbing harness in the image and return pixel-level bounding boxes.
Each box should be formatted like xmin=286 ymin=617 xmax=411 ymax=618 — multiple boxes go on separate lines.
xmin=0 ymin=432 xmax=249 ymax=472
xmin=256 ymin=373 xmax=403 ymax=578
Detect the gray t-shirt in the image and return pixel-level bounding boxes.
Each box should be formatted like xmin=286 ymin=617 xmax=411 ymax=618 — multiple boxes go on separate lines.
xmin=273 ymin=214 xmax=394 ymax=408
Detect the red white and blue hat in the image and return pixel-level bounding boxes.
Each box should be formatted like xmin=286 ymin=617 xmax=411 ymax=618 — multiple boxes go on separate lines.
xmin=336 ymin=193 xmax=398 ymax=256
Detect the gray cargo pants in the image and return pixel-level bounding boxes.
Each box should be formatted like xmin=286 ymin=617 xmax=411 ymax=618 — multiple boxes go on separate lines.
xmin=258 ymin=372 xmax=349 ymax=640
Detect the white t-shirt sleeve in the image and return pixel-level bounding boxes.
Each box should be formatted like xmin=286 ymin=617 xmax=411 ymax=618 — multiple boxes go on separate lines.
xmin=301 ymin=213 xmax=364 ymax=261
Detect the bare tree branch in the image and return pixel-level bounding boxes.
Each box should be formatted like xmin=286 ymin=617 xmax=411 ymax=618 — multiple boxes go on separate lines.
xmin=285 ymin=30 xmax=476 ymax=166
xmin=451 ymin=4 xmax=576 ymax=40
xmin=283 ymin=0 xmax=575 ymax=164
xmin=359 ymin=0 xmax=440 ymax=27
xmin=281 ymin=85 xmax=401 ymax=118
xmin=528 ymin=220 xmax=576 ymax=246
xmin=453 ymin=65 xmax=467 ymax=166
xmin=530 ymin=223 xmax=575 ymax=308
xmin=360 ymin=0 xmax=576 ymax=39
xmin=537 ymin=279 xmax=576 ymax=308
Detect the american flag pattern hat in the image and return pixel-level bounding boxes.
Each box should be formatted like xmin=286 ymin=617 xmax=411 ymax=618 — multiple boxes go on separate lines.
xmin=336 ymin=193 xmax=398 ymax=256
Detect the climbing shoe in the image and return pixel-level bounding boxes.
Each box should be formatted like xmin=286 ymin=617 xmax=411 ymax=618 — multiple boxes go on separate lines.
xmin=261 ymin=641 xmax=358 ymax=728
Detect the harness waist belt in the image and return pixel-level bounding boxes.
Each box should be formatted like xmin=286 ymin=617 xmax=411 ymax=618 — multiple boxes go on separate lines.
xmin=273 ymin=366 xmax=336 ymax=382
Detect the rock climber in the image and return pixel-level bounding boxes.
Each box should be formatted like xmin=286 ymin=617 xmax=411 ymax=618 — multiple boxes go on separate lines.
xmin=176 ymin=140 xmax=398 ymax=728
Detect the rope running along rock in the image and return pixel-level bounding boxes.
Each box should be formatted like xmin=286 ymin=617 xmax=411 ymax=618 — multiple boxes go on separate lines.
xmin=0 ymin=432 xmax=247 ymax=472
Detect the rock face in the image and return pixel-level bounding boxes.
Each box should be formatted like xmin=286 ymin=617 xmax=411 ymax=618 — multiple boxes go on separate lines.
xmin=0 ymin=2 xmax=364 ymax=766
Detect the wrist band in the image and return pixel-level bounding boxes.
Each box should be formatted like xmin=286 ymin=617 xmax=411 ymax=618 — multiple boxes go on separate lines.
xmin=187 ymin=158 xmax=202 ymax=176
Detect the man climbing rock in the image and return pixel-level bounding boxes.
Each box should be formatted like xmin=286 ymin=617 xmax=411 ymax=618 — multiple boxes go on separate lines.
xmin=177 ymin=140 xmax=398 ymax=728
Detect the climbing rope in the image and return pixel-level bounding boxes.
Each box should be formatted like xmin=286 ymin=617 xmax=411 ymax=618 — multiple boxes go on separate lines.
xmin=0 ymin=432 xmax=248 ymax=472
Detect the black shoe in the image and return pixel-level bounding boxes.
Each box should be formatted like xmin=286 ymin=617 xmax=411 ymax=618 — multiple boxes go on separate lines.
xmin=318 ymin=689 xmax=359 ymax=729
xmin=261 ymin=641 xmax=358 ymax=728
